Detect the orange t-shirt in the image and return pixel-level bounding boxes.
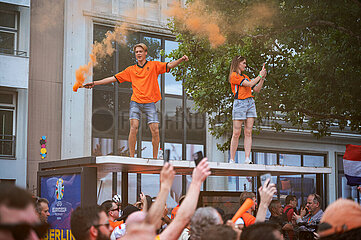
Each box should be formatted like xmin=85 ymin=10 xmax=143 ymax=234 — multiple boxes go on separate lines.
xmin=240 ymin=212 xmax=256 ymax=227
xmin=109 ymin=219 xmax=123 ymax=231
xmin=229 ymin=72 xmax=253 ymax=100
xmin=114 ymin=61 xmax=169 ymax=103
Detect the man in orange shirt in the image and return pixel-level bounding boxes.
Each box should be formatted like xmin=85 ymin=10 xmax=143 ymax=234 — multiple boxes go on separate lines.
xmin=84 ymin=43 xmax=188 ymax=159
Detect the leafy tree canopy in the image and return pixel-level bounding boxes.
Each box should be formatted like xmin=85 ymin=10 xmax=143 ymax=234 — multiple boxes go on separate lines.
xmin=166 ymin=0 xmax=361 ymax=151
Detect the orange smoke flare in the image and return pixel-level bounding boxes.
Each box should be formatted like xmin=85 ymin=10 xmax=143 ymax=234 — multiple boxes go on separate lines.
xmin=231 ymin=198 xmax=254 ymax=223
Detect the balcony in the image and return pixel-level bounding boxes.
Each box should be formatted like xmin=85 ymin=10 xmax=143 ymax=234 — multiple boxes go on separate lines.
xmin=0 ymin=50 xmax=29 ymax=89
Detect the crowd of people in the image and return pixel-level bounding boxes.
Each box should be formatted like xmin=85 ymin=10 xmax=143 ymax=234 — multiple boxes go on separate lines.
xmin=1 ymin=159 xmax=360 ymax=240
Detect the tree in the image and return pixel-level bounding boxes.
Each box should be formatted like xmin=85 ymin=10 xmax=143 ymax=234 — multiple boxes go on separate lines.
xmin=166 ymin=0 xmax=361 ymax=151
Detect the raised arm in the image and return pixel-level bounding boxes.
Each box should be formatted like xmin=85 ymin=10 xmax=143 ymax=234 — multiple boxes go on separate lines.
xmin=167 ymin=55 xmax=189 ymax=69
xmin=145 ymin=163 xmax=175 ymax=225
xmin=159 ymin=158 xmax=211 ymax=240
xmin=253 ymin=64 xmax=266 ymax=92
xmin=241 ymin=63 xmax=267 ymax=88
xmin=83 ymin=76 xmax=117 ymax=89
xmin=255 ymin=178 xmax=277 ymax=223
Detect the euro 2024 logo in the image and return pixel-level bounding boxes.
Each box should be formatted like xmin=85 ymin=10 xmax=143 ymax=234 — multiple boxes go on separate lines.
xmin=55 ymin=178 xmax=64 ymax=200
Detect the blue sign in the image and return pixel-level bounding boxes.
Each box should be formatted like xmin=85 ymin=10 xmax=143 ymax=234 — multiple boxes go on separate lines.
xmin=40 ymin=174 xmax=81 ymax=240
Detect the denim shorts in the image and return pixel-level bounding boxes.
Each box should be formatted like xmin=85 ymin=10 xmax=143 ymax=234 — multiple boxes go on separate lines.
xmin=129 ymin=101 xmax=159 ymax=124
xmin=232 ymin=97 xmax=257 ymax=120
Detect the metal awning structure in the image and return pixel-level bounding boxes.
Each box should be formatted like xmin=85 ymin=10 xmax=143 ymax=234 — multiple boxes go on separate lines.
xmin=39 ymin=156 xmax=331 ymax=176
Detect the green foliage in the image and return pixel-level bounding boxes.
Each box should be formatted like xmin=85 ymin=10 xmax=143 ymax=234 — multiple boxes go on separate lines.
xmin=167 ymin=0 xmax=361 ymax=151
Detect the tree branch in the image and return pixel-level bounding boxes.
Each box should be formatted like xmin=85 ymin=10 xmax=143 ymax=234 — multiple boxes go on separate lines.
xmin=248 ymin=20 xmax=361 ymax=42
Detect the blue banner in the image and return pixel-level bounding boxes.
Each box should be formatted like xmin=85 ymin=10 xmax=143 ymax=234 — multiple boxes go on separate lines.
xmin=40 ymin=174 xmax=81 ymax=240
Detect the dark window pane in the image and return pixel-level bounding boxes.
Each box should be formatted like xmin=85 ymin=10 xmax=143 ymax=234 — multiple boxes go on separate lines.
xmin=93 ymin=25 xmax=115 ymax=80
xmin=118 ymin=92 xmax=132 ymax=137
xmin=337 ymin=154 xmax=344 ymax=171
xmin=279 ymin=175 xmax=302 ymax=203
xmin=0 ymin=110 xmax=14 ymax=156
xmin=92 ymin=89 xmax=115 ymax=136
xmin=0 ymin=11 xmax=16 ymax=28
xmin=0 ymin=93 xmax=13 ymax=104
xmin=0 ymin=32 xmax=15 ymax=52
xmin=165 ymin=97 xmax=183 ymax=142
xmin=186 ymin=100 xmax=205 ymax=143
xmin=304 ymin=155 xmax=325 ymax=167
xmin=143 ymin=36 xmax=161 ymax=61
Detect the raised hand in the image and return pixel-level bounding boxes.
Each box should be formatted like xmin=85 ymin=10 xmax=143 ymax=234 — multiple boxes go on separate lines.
xmin=192 ymin=158 xmax=211 ymax=184
xmin=258 ymin=178 xmax=277 ymax=206
xmin=160 ymin=163 xmax=175 ymax=190
xmin=181 ymin=55 xmax=189 ymax=62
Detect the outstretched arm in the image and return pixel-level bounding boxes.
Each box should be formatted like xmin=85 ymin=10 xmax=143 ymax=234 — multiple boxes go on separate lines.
xmin=167 ymin=55 xmax=189 ymax=69
xmin=83 ymin=76 xmax=117 ymax=88
xmin=145 ymin=163 xmax=175 ymax=225
xmin=253 ymin=64 xmax=266 ymax=92
xmin=242 ymin=63 xmax=267 ymax=88
xmin=159 ymin=158 xmax=211 ymax=240
xmin=255 ymin=178 xmax=277 ymax=223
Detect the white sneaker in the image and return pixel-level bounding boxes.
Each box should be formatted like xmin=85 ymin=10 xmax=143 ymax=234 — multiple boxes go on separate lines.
xmin=229 ymin=159 xmax=235 ymax=164
xmin=244 ymin=158 xmax=253 ymax=164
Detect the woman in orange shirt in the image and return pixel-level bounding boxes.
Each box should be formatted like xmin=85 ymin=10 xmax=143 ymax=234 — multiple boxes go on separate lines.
xmin=229 ymin=56 xmax=266 ymax=164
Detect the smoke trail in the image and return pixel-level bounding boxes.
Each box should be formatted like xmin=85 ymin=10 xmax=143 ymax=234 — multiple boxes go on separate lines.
xmin=73 ymin=23 xmax=128 ymax=92
xmin=165 ymin=0 xmax=277 ymax=48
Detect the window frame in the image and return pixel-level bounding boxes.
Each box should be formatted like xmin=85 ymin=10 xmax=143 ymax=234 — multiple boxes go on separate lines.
xmin=0 ymin=8 xmax=19 ymax=55
xmin=0 ymin=91 xmax=16 ymax=158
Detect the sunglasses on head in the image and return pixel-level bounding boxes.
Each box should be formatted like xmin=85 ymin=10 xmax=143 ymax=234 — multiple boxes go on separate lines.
xmin=0 ymin=222 xmax=50 ymax=240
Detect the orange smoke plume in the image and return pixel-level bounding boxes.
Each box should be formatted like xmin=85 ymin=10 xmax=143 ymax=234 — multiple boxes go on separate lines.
xmin=73 ymin=24 xmax=128 ymax=92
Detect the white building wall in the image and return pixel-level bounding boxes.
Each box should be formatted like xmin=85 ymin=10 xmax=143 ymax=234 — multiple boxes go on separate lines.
xmin=0 ymin=1 xmax=29 ymax=187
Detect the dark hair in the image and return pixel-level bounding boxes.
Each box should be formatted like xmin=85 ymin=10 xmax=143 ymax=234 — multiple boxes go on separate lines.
xmin=200 ymin=224 xmax=237 ymax=240
xmin=241 ymin=222 xmax=282 ymax=240
xmin=100 ymin=200 xmax=114 ymax=215
xmin=70 ymin=205 xmax=104 ymax=240
xmin=240 ymin=192 xmax=256 ymax=206
xmin=0 ymin=183 xmax=34 ymax=214
xmin=285 ymin=195 xmax=297 ymax=205
xmin=35 ymin=198 xmax=49 ymax=214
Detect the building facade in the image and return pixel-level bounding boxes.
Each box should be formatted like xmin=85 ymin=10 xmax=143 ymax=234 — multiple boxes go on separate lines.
xmin=1 ymin=0 xmax=360 ymax=206
xmin=0 ymin=0 xmax=30 ymax=187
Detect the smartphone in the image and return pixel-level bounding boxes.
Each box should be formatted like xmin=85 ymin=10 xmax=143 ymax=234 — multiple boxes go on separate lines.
xmin=164 ymin=149 xmax=170 ymax=164
xmin=193 ymin=151 xmax=203 ymax=166
xmin=260 ymin=173 xmax=272 ymax=187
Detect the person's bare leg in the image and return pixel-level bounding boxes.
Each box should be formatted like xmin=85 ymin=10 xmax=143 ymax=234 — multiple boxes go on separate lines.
xmin=129 ymin=119 xmax=139 ymax=157
xmin=230 ymin=120 xmax=244 ymax=162
xmin=244 ymin=117 xmax=255 ymax=163
xmin=149 ymin=122 xmax=160 ymax=159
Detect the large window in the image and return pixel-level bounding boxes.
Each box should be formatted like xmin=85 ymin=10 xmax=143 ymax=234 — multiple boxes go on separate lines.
xmin=0 ymin=91 xmax=16 ymax=158
xmin=0 ymin=5 xmax=19 ymax=55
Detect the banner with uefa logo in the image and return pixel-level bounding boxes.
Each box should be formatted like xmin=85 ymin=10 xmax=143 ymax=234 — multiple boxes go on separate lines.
xmin=40 ymin=174 xmax=81 ymax=240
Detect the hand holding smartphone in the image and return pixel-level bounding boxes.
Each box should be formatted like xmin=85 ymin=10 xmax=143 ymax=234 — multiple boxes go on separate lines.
xmin=260 ymin=173 xmax=272 ymax=187
xmin=193 ymin=151 xmax=203 ymax=166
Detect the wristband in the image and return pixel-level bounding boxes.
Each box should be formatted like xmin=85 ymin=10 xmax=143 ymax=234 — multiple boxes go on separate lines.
xmin=258 ymin=74 xmax=263 ymax=79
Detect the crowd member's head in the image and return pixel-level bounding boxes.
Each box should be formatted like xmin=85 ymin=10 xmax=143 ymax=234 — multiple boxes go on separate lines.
xmin=71 ymin=205 xmax=112 ymax=240
xmin=117 ymin=205 xmax=140 ymax=222
xmin=318 ymin=198 xmax=361 ymax=240
xmin=189 ymin=207 xmax=223 ymax=240
xmin=269 ymin=200 xmax=283 ymax=217
xmin=101 ymin=200 xmax=120 ymax=221
xmin=0 ymin=183 xmax=48 ymax=240
xmin=306 ymin=194 xmax=322 ymax=215
xmin=240 ymin=222 xmax=283 ymax=240
xmin=35 ymin=198 xmax=50 ymax=223
xmin=285 ymin=195 xmax=297 ymax=208
xmin=200 ymin=224 xmax=237 ymax=240
xmin=240 ymin=192 xmax=256 ymax=212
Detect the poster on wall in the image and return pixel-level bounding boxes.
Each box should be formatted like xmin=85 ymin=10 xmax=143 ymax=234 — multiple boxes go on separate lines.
xmin=40 ymin=174 xmax=81 ymax=240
